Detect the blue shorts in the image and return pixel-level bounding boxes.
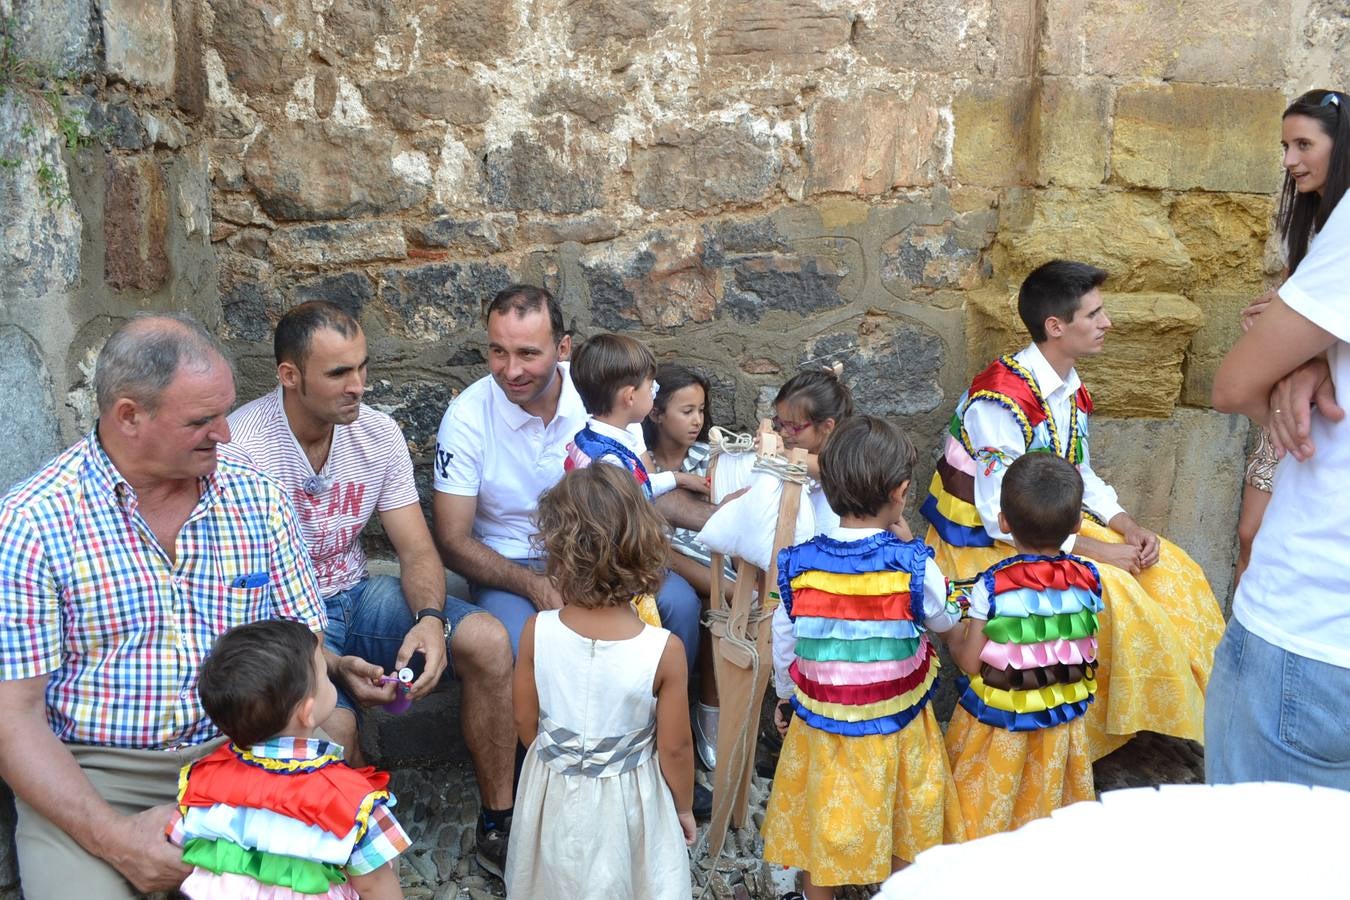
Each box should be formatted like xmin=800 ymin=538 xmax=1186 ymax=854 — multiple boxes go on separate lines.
xmin=323 ymin=574 xmax=484 ymax=714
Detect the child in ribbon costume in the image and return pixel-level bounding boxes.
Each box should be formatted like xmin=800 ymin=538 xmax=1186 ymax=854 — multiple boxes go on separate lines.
xmin=762 ymin=416 xmax=967 ymax=898
xmin=169 ymin=619 xmax=409 ymax=899
xmin=945 ymin=452 xmax=1102 ymax=837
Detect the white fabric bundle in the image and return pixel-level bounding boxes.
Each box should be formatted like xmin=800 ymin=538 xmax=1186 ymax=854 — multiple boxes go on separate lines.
xmin=697 ymin=450 xmax=818 ymax=571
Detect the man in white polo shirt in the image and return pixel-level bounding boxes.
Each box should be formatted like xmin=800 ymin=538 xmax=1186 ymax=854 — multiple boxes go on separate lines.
xmin=430 ymin=285 xmax=704 ymax=668
xmin=228 ymin=302 xmax=518 ymax=878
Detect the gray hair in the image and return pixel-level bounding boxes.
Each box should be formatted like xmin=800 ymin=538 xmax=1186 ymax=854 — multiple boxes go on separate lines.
xmin=94 ymin=313 xmax=229 ymax=414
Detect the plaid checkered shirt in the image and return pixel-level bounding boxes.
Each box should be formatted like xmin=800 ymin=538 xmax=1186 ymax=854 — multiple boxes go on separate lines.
xmin=0 ymin=431 xmax=326 ymax=749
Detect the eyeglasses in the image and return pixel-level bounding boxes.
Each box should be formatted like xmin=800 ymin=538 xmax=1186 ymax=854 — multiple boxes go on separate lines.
xmin=1320 ymin=92 xmax=1341 ymax=110
xmin=771 ymin=416 xmax=813 ymax=437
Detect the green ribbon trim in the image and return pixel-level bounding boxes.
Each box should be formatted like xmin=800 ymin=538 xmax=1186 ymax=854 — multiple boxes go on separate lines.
xmin=795 ymin=635 xmax=921 ymax=663
xmin=983 ymin=610 xmax=1097 ymax=644
xmin=182 ymin=838 xmax=347 ymax=893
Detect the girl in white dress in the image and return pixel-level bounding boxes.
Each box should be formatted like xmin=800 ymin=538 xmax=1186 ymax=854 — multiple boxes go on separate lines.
xmin=505 ymin=464 xmax=696 ymax=899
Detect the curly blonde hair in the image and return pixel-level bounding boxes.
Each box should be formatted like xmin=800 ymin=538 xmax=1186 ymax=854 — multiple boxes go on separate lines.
xmin=534 ymin=465 xmax=670 ymax=608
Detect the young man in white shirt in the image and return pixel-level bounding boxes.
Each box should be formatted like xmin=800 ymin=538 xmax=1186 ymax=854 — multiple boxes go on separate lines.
xmin=430 ymin=286 xmax=704 ymax=669
xmin=920 ymin=259 xmax=1224 ymax=760
xmin=228 ymin=302 xmax=517 ymax=877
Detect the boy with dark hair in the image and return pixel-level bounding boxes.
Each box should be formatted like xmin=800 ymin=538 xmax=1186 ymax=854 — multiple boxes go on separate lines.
xmin=920 ymin=258 xmax=1223 ymax=762
xmin=945 ymin=453 xmax=1102 ymax=837
xmin=170 ymin=619 xmax=409 ymax=899
xmin=564 ymin=333 xmax=708 ymax=501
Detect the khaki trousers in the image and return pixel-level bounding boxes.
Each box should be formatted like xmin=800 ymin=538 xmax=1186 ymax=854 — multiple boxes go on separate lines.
xmin=13 ymin=741 xmax=221 ymax=900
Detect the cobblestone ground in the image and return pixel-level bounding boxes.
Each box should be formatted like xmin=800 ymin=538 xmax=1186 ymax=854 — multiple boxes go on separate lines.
xmin=386 ymin=713 xmax=1203 ymax=899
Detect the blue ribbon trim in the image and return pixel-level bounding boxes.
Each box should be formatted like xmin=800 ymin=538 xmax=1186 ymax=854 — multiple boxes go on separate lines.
xmin=953 ymin=676 xmax=1094 ymax=733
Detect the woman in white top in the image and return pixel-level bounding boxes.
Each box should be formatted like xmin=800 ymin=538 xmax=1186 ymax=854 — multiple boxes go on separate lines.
xmin=1210 ymin=88 xmax=1350 ymax=786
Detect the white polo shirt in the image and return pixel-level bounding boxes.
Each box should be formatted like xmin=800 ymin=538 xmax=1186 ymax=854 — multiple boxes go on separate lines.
xmin=434 ymin=364 xmax=589 ymax=559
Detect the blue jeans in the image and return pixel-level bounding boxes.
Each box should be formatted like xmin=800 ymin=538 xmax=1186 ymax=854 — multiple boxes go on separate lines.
xmin=471 ymin=559 xmax=701 ymax=671
xmin=1204 ymin=616 xmax=1350 ymax=788
xmin=324 ymin=574 xmax=484 ymax=713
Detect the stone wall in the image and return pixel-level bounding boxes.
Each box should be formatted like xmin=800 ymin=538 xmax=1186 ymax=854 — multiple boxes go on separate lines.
xmin=1 ymin=3 xmax=1349 ymax=891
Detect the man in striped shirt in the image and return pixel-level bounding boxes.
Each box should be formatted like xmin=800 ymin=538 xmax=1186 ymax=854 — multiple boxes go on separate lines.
xmin=0 ymin=315 xmax=326 ymax=899
xmin=228 ymin=301 xmax=517 ymax=878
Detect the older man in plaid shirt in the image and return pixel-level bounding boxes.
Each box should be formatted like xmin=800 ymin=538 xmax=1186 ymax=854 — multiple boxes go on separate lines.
xmin=0 ymin=315 xmax=328 ymax=898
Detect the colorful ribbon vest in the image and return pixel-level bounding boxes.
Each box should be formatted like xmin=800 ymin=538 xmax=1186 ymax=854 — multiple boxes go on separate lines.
xmin=956 ymin=554 xmax=1103 ymax=732
xmin=777 ymin=533 xmax=941 ymax=737
xmin=921 ymin=355 xmax=1095 ymax=548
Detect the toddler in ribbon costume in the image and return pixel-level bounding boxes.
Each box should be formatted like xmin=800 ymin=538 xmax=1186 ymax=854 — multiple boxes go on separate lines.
xmin=169 ymin=619 xmax=409 ymax=899
xmin=762 ymin=416 xmax=967 ymax=898
xmin=945 ymin=452 xmax=1102 ymax=837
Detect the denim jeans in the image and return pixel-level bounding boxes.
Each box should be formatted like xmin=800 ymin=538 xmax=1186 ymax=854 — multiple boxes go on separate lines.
xmin=470 ymin=559 xmax=701 ymax=672
xmin=1205 ymin=616 xmax=1350 ymax=788
xmin=323 ymin=574 xmax=483 ymax=712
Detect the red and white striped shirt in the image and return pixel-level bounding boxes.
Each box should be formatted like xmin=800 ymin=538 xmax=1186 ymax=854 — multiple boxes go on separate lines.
xmin=228 ymin=389 xmax=420 ymax=597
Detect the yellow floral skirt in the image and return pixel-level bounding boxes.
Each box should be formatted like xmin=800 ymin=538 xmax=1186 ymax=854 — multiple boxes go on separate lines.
xmin=927 ymin=521 xmax=1225 ymax=760
xmin=945 ymin=706 xmax=1094 ymax=839
xmin=761 ymin=706 xmax=964 ymax=887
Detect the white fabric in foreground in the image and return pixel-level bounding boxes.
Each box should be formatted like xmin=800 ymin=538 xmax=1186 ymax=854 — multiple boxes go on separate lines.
xmin=878 ymin=782 xmax=1350 ymax=898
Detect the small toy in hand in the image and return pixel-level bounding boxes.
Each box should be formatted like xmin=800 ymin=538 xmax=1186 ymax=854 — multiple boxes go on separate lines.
xmin=379 ymin=666 xmax=415 ymax=714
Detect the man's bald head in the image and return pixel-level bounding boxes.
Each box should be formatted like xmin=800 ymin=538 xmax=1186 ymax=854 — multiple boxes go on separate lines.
xmin=94 ymin=313 xmax=230 ymax=415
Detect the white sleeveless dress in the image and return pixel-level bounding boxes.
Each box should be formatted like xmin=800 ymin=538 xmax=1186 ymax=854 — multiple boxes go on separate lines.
xmin=504 ymin=610 xmax=692 ymax=899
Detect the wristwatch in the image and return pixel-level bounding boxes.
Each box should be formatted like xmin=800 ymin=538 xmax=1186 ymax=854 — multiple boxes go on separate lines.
xmin=416 ymin=607 xmax=449 ymax=634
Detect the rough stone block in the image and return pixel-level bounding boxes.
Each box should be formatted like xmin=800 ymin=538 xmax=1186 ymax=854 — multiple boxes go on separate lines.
xmin=364 ymin=380 xmax=461 ymax=454
xmin=0 ymin=95 xmax=82 ymax=301
xmin=631 ymin=120 xmax=783 ymax=211
xmin=1180 ymin=291 xmax=1250 ymax=408
xmin=879 ymin=208 xmax=997 ymax=298
xmin=1042 ymin=0 xmax=1291 ymax=84
xmin=0 ymin=327 xmax=61 ymax=491
xmin=421 ymin=0 xmax=518 ymax=62
xmin=853 ymin=0 xmax=1036 ymax=76
xmin=519 ymin=216 xmax=619 ymax=246
xmin=1302 ymin=0 xmax=1350 ymax=89
xmin=101 ymin=0 xmax=176 ymax=90
xmin=952 ymin=80 xmax=1036 ymax=187
xmin=244 ymin=121 xmax=429 ymax=221
xmin=218 ymin=251 xmax=281 ymax=342
xmin=11 ymin=0 xmax=98 ymax=74
xmin=532 ymin=80 xmax=625 ymax=129
xmin=1170 ymin=193 xmax=1275 ymax=292
xmin=411 ymin=216 xmax=511 ymax=252
xmin=291 ymin=272 xmax=375 ymax=320
xmin=1091 ymin=409 xmax=1248 ymax=608
xmin=380 ymin=262 xmax=514 ymax=340
xmin=805 ymin=312 xmax=947 ymax=416
xmin=104 ymin=154 xmax=171 ymax=292
xmin=965 ymin=288 xmax=1203 ymax=418
xmin=268 ymin=221 xmax=407 ymax=267
xmin=707 ymin=0 xmax=851 ymax=73
xmin=568 ymin=0 xmax=670 ymax=53
xmin=204 ymin=0 xmax=308 ymax=94
xmin=485 ymin=132 xmax=605 ymax=215
xmin=362 ymin=70 xmax=491 ymax=131
xmin=994 ymin=188 xmax=1191 ymax=292
xmin=580 ymin=229 xmax=722 ymax=332
xmin=1112 ymin=84 xmax=1285 ymax=193
xmin=806 ymin=89 xmax=942 ymax=194
xmin=719 ymin=236 xmax=862 ymax=324
xmin=1036 ymin=77 xmax=1110 ymax=187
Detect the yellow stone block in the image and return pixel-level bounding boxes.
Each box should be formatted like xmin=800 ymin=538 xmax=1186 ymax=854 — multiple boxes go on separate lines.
xmin=993 ymin=188 xmax=1190 ymax=292
xmin=1112 ymin=84 xmax=1285 ymax=193
xmin=965 ymin=288 xmax=1202 ymax=418
xmin=1036 ymin=77 xmax=1110 ymax=188
xmin=953 ymin=80 xmax=1037 ymax=187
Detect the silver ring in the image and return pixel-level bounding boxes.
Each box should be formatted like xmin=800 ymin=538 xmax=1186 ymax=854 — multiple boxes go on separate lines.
xmin=1273 ymin=408 xmax=1282 ymax=416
